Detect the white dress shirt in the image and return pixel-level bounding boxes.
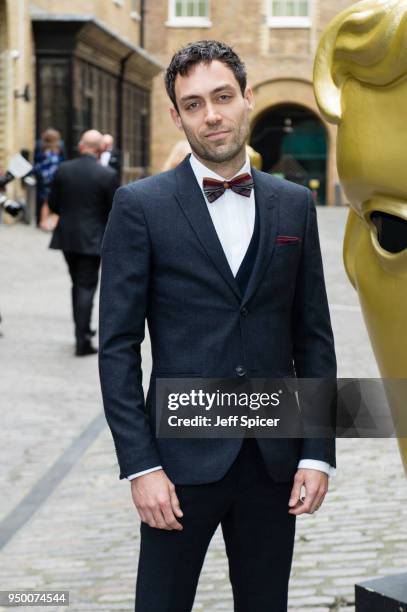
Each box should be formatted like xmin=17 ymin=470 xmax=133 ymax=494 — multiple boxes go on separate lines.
xmin=100 ymin=150 xmax=111 ymax=167
xmin=128 ymin=153 xmax=335 ymax=480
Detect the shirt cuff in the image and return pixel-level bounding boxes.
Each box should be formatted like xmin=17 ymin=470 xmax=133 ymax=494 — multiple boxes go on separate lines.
xmin=297 ymin=459 xmax=336 ymax=477
xmin=127 ymin=466 xmax=163 ymax=480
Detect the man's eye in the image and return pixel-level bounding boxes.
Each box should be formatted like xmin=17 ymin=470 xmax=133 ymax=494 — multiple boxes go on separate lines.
xmin=218 ymin=95 xmax=231 ymax=101
xmin=186 ymin=102 xmax=199 ymax=111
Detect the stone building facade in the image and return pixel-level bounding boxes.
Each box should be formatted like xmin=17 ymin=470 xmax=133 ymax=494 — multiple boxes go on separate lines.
xmin=0 ymin=0 xmax=161 ymax=193
xmin=144 ymin=0 xmax=358 ymax=205
xmin=1 ymin=0 xmax=360 ymax=205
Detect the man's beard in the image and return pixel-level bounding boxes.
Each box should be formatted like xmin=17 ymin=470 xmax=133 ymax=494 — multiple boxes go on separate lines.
xmin=182 ymin=122 xmax=249 ymax=165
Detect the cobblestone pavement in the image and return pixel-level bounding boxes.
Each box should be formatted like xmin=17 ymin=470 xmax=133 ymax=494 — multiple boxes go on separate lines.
xmin=0 ymin=207 xmax=406 ymax=612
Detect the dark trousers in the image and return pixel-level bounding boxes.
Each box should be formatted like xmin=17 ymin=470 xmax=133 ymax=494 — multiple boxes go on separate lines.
xmin=135 ymin=438 xmax=296 ymax=612
xmin=63 ymin=252 xmax=100 ymax=348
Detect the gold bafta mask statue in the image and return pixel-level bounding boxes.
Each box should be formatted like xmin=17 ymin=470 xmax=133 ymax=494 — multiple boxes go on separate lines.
xmin=314 ymin=0 xmax=407 ymax=473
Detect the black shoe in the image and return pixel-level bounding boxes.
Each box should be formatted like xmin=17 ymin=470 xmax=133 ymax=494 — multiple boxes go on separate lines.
xmin=75 ymin=342 xmax=98 ymax=357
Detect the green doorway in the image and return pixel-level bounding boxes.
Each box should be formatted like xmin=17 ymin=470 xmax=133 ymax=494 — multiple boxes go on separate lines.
xmin=250 ymin=104 xmax=328 ymax=205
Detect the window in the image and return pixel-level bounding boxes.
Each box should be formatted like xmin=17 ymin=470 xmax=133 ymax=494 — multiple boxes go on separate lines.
xmin=37 ymin=58 xmax=70 ymax=150
xmin=174 ymin=0 xmax=209 ymax=17
xmin=122 ymin=83 xmax=150 ymax=179
xmin=72 ymin=60 xmax=118 ymax=151
xmin=268 ymin=0 xmax=311 ymax=28
xmin=167 ymin=0 xmax=211 ymax=28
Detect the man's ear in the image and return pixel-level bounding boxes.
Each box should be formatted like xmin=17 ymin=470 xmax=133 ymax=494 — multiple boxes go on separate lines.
xmin=170 ymin=107 xmax=183 ymax=131
xmin=244 ymin=86 xmax=255 ymax=112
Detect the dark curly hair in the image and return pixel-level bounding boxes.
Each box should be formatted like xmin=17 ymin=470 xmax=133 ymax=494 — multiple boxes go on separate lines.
xmin=165 ymin=40 xmax=247 ymax=111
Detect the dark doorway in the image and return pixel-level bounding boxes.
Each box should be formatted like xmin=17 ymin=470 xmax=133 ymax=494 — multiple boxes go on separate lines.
xmin=250 ymin=104 xmax=328 ymax=204
xmin=33 ymin=17 xmax=157 ymax=181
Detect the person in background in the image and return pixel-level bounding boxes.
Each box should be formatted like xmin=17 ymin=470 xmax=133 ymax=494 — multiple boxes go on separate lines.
xmin=48 ymin=130 xmax=118 ymax=356
xmin=161 ymin=139 xmax=192 ymax=171
xmin=33 ymin=128 xmax=64 ymax=230
xmin=100 ymin=133 xmax=122 ymax=181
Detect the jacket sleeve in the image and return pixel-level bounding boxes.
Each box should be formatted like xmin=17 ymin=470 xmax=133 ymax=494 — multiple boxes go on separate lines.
xmin=48 ymin=168 xmax=61 ymax=213
xmin=98 ymin=185 xmax=161 ymax=479
xmin=104 ymin=171 xmax=119 ymax=220
xmin=292 ymin=189 xmax=337 ymax=466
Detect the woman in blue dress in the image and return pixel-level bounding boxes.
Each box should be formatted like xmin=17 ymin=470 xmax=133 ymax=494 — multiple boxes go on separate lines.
xmin=34 ymin=128 xmax=64 ymax=230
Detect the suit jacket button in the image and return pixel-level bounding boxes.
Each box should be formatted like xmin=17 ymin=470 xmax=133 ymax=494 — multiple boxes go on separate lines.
xmin=240 ymin=307 xmax=248 ymax=317
xmin=235 ymin=365 xmax=246 ymax=377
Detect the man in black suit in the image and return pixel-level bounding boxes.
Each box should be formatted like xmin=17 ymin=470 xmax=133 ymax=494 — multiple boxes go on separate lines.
xmin=49 ymin=130 xmax=118 ymax=356
xmin=99 ymin=41 xmax=336 ymax=611
xmin=100 ymin=133 xmax=122 ymax=181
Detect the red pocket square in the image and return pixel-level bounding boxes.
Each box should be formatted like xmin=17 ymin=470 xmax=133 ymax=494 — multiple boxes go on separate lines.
xmin=276 ymin=235 xmax=301 ymax=244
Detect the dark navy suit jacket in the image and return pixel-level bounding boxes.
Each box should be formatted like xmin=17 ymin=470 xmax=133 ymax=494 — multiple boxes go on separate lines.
xmin=98 ymin=155 xmax=336 ymax=484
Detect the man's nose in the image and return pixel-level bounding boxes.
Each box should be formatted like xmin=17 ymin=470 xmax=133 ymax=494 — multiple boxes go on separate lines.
xmin=204 ymin=104 xmax=222 ymax=125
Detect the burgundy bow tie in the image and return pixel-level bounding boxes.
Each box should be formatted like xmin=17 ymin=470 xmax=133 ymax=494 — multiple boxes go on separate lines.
xmin=202 ymin=173 xmax=254 ymax=203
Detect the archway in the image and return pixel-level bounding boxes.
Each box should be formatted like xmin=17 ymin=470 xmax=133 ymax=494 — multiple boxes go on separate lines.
xmin=250 ymin=103 xmax=328 ymax=205
xmin=0 ymin=0 xmax=7 ymax=172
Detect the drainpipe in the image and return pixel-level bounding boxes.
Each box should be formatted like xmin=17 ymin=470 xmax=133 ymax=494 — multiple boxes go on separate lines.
xmin=116 ymin=50 xmax=134 ymax=177
xmin=140 ymin=0 xmax=145 ymax=48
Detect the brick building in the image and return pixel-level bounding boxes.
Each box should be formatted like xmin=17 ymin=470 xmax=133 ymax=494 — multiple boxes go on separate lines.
xmin=0 ymin=0 xmax=161 ymax=189
xmin=1 ymin=1 xmax=360 ymax=205
xmin=144 ymin=0 xmax=358 ymax=205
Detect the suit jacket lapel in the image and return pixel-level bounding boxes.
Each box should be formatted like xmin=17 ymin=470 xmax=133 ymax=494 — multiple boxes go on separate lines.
xmin=174 ymin=156 xmax=241 ymax=301
xmin=241 ymin=167 xmax=280 ymax=306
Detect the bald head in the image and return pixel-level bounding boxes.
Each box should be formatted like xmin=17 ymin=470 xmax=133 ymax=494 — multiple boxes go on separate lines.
xmin=102 ymin=134 xmax=114 ymax=151
xmin=78 ymin=130 xmax=103 ymax=156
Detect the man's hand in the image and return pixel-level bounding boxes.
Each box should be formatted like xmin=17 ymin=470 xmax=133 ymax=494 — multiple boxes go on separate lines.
xmin=288 ymin=469 xmax=328 ymax=515
xmin=131 ymin=469 xmax=183 ymax=530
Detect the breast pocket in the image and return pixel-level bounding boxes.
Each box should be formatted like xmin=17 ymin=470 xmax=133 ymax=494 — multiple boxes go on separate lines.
xmin=273 ymin=239 xmax=301 ymax=268
xmin=276 ymin=236 xmax=301 ymax=246
xmin=262 ymin=238 xmax=302 ymax=293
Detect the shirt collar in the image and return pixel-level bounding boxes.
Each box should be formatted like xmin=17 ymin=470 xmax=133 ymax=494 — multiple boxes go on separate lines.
xmin=189 ymin=152 xmax=251 ymax=188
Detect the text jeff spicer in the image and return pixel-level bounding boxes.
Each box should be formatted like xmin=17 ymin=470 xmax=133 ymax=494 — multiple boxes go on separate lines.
xmin=168 ymin=415 xmax=281 ymax=428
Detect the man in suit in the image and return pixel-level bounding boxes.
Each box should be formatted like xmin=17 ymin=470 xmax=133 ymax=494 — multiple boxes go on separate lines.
xmin=99 ymin=41 xmax=336 ymax=611
xmin=100 ymin=133 xmax=122 ymax=181
xmin=49 ymin=130 xmax=118 ymax=356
